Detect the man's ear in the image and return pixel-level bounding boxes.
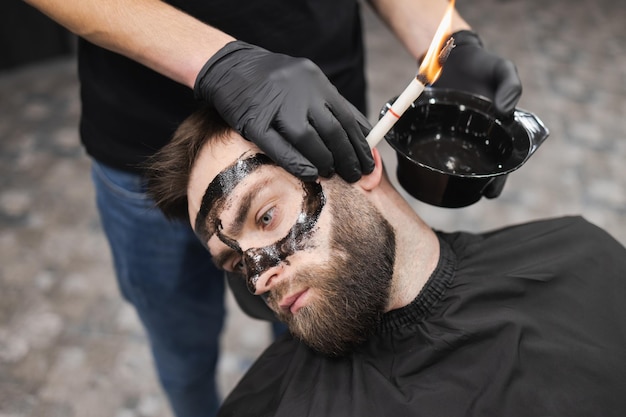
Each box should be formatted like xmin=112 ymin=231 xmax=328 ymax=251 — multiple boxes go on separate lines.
xmin=357 ymin=148 xmax=384 ymax=191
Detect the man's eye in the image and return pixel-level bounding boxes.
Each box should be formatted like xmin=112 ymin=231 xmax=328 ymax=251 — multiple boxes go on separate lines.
xmin=233 ymin=258 xmax=245 ymax=272
xmin=259 ymin=207 xmax=275 ymax=227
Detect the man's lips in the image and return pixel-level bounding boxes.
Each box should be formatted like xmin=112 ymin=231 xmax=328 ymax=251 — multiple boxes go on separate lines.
xmin=279 ymin=289 xmax=310 ymax=314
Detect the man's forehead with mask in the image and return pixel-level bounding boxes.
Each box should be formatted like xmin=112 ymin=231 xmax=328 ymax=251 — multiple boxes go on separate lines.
xmin=187 ymin=130 xmax=259 ymax=229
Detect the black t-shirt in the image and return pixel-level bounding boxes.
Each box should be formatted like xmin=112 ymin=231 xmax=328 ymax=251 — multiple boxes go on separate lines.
xmin=218 ymin=216 xmax=626 ymax=417
xmin=78 ymin=0 xmax=366 ymax=172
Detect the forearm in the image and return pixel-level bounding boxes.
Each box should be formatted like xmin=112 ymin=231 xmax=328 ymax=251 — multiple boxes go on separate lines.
xmin=367 ymin=0 xmax=471 ymax=60
xmin=23 ymin=0 xmax=235 ymax=87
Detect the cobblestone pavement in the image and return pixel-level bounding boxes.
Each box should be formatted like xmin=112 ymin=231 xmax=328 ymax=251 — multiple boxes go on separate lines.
xmin=1 ymin=0 xmax=624 ymax=416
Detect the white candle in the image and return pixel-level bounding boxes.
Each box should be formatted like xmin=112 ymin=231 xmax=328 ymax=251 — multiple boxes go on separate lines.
xmin=366 ymin=78 xmax=426 ymax=149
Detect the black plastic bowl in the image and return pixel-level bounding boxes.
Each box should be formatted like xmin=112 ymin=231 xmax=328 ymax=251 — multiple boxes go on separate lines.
xmin=382 ymin=88 xmax=549 ymax=208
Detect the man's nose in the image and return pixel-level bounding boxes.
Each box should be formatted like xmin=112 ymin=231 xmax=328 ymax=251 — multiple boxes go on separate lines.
xmin=248 ymin=263 xmax=285 ymax=295
xmin=243 ymin=247 xmax=285 ymax=295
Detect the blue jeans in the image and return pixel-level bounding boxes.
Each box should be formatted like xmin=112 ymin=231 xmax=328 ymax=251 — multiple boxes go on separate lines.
xmin=91 ymin=160 xmax=224 ymax=417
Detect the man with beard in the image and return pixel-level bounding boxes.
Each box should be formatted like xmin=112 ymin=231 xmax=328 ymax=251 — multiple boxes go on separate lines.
xmin=146 ymin=105 xmax=626 ymax=417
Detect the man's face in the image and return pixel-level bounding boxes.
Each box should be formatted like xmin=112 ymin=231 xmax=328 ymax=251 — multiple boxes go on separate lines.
xmin=188 ymin=133 xmax=396 ymax=356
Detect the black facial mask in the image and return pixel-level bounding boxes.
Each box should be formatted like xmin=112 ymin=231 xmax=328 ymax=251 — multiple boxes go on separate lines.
xmin=195 ymin=153 xmax=325 ymax=293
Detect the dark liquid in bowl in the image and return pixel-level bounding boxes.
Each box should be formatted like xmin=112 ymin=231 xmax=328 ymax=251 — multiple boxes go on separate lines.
xmin=407 ymin=131 xmax=504 ymax=175
xmin=395 ymin=103 xmax=515 ymax=175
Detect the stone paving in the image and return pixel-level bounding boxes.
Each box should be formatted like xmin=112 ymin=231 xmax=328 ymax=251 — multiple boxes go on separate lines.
xmin=1 ymin=0 xmax=624 ymax=416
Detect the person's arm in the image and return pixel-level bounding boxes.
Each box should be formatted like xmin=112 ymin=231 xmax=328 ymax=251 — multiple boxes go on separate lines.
xmin=368 ymin=0 xmax=522 ymax=119
xmin=23 ymin=0 xmax=234 ymax=88
xmin=367 ymin=0 xmax=471 ymax=60
xmin=23 ymin=0 xmax=374 ymax=183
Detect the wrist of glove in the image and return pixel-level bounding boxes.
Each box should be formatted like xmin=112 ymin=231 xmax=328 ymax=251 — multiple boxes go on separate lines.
xmin=194 ymin=40 xmax=374 ymax=183
xmin=432 ymin=30 xmax=522 ymax=117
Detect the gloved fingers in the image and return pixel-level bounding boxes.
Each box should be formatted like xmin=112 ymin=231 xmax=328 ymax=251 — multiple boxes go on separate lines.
xmin=312 ymin=97 xmax=375 ymax=182
xmin=484 ymin=175 xmax=508 ymax=199
xmin=431 ymin=50 xmax=494 ymax=99
xmin=272 ymin=105 xmax=336 ymax=178
xmin=308 ymin=104 xmax=363 ymax=182
xmin=450 ymin=30 xmax=483 ymax=48
xmin=350 ymin=127 xmax=375 ymax=177
xmin=492 ymin=59 xmax=523 ymax=117
xmin=343 ymin=100 xmax=375 ymax=176
xmin=248 ymin=126 xmax=319 ymax=181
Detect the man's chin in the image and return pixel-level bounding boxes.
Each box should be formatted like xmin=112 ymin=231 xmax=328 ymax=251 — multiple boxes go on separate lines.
xmin=284 ymin=305 xmax=378 ymax=357
xmin=294 ymin=329 xmax=372 ymax=357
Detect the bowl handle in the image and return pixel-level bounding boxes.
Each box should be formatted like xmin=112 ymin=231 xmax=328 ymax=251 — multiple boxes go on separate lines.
xmin=514 ymin=109 xmax=550 ymax=155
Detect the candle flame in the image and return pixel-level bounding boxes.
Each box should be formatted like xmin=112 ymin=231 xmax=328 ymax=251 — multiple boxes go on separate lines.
xmin=417 ymin=0 xmax=456 ymax=84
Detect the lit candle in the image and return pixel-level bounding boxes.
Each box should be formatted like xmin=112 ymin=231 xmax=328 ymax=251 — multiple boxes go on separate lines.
xmin=366 ymin=0 xmax=457 ymax=149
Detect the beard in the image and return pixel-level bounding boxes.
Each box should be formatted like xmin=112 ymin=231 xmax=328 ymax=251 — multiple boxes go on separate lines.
xmin=267 ymin=177 xmax=396 ymax=357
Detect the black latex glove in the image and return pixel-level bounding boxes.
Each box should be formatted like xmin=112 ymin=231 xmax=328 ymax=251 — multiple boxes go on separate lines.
xmin=433 ymin=30 xmax=522 ymax=198
xmin=432 ymin=30 xmax=522 ymax=118
xmin=194 ymin=40 xmax=374 ymax=183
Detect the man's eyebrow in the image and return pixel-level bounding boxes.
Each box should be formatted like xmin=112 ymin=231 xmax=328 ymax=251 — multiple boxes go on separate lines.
xmin=224 ymin=177 xmax=273 ymax=238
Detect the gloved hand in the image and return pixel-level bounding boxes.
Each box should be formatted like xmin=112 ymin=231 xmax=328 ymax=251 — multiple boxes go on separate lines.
xmin=194 ymin=40 xmax=374 ymax=183
xmin=432 ymin=30 xmax=522 ymax=118
xmin=432 ymin=30 xmax=522 ymax=198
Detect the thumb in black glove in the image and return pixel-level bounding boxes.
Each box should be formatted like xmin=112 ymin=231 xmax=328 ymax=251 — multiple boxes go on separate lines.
xmin=194 ymin=40 xmax=374 ymax=183
xmin=432 ymin=30 xmax=522 ymax=117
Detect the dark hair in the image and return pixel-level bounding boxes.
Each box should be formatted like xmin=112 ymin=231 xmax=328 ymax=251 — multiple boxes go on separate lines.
xmin=144 ymin=105 xmax=231 ymax=221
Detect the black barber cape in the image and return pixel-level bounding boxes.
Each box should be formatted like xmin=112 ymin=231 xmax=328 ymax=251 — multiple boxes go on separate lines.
xmin=219 ymin=216 xmax=626 ymax=417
